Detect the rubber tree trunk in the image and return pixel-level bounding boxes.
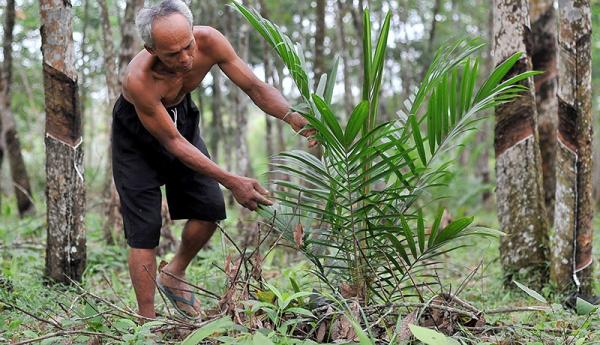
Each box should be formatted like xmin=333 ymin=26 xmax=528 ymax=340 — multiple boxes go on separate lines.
xmin=1 ymin=0 xmax=35 ymax=217
xmin=40 ymin=0 xmax=86 ymax=284
xmin=493 ymin=0 xmax=548 ymax=286
xmin=552 ymin=0 xmax=593 ymax=294
xmin=530 ymin=0 xmax=558 ymax=225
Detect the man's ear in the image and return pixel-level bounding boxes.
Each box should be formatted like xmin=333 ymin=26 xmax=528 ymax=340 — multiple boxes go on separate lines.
xmin=144 ymin=44 xmax=155 ymax=55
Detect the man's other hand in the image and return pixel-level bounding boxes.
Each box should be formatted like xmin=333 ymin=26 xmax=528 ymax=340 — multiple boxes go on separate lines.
xmin=228 ymin=175 xmax=273 ymax=211
xmin=287 ymin=112 xmax=318 ymax=148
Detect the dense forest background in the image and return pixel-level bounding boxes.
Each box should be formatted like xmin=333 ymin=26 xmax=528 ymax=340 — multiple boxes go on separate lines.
xmin=1 ymin=0 xmax=600 ymax=343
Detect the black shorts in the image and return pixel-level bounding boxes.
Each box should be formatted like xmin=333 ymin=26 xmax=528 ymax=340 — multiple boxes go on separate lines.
xmin=111 ymin=93 xmax=226 ymax=249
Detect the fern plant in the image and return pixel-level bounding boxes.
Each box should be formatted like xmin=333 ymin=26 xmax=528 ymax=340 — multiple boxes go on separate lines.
xmin=233 ymin=2 xmax=537 ymax=304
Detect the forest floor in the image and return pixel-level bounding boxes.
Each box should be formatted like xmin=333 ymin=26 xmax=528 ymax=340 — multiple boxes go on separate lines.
xmin=0 ymin=196 xmax=599 ymax=344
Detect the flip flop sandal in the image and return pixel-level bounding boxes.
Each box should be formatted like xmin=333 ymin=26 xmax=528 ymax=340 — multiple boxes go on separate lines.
xmin=156 ymin=278 xmax=200 ymax=319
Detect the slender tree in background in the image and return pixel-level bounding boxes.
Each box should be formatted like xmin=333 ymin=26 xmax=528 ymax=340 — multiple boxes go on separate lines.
xmin=421 ymin=0 xmax=442 ymax=78
xmin=118 ymin=0 xmax=144 ymax=83
xmin=210 ymin=68 xmax=225 ymax=164
xmin=1 ymin=0 xmax=35 ymax=217
xmin=530 ymin=0 xmax=558 ymax=225
xmin=40 ymin=0 xmax=86 ymax=283
xmin=99 ymin=0 xmax=119 ymax=103
xmin=102 ymin=0 xmax=143 ymax=246
xmin=336 ymin=0 xmax=354 ymax=116
xmin=314 ymin=0 xmax=326 ymax=85
xmin=273 ymin=60 xmax=287 ymax=153
xmin=226 ymin=5 xmax=252 ymax=178
xmin=552 ymin=0 xmax=593 ymax=293
xmin=99 ymin=0 xmax=121 ymax=245
xmin=259 ymin=0 xmax=276 ymax=184
xmin=493 ymin=0 xmax=548 ymax=285
xmin=78 ymin=0 xmax=90 ymax=118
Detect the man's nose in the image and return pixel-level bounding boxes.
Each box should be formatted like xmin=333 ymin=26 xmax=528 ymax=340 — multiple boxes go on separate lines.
xmin=179 ymin=52 xmax=191 ymax=64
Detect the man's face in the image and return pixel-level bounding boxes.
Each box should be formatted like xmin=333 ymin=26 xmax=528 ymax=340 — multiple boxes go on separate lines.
xmin=149 ymin=13 xmax=195 ymax=73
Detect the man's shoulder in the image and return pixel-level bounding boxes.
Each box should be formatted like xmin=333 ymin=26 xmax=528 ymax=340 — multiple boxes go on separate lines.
xmin=193 ymin=26 xmax=228 ymax=54
xmin=122 ymin=53 xmax=155 ymax=94
xmin=122 ymin=69 xmax=159 ymax=107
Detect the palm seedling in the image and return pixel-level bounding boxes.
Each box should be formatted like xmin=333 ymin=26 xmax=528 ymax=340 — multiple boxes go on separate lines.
xmin=233 ymin=2 xmax=538 ymax=305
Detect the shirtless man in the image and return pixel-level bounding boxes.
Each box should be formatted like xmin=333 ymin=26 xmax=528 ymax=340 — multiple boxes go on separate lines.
xmin=112 ymin=0 xmax=314 ymax=318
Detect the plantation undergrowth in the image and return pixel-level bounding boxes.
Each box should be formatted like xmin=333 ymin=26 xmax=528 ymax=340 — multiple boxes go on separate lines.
xmin=0 ymin=195 xmax=598 ymax=344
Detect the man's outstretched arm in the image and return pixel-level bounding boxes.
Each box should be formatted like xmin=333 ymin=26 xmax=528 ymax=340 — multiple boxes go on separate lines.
xmin=126 ymin=77 xmax=272 ymax=211
xmin=205 ymin=28 xmax=316 ymax=145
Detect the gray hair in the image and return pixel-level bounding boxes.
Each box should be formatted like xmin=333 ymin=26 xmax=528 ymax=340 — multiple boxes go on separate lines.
xmin=135 ymin=0 xmax=194 ymax=49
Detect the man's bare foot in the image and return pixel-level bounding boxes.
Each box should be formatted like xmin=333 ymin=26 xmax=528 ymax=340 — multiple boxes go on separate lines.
xmin=157 ymin=263 xmax=201 ymax=318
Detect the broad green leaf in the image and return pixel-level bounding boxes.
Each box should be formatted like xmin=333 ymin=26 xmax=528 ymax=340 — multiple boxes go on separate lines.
xmin=181 ymin=317 xmax=235 ymax=345
xmin=312 ymin=94 xmax=344 ymax=142
xmin=324 ymin=56 xmax=339 ymax=105
xmin=285 ymin=307 xmax=316 ymax=318
xmin=513 ymin=281 xmax=548 ymax=304
xmin=576 ymin=297 xmax=598 ymax=315
xmin=256 ymin=290 xmax=276 ymax=303
xmin=434 ymin=216 xmax=474 ymax=244
xmin=252 ymin=331 xmax=274 ymax=345
xmin=362 ymin=8 xmax=372 ymax=101
xmin=408 ymin=115 xmax=427 ymax=165
xmin=345 ymin=101 xmax=370 ymax=148
xmin=409 ymin=325 xmax=461 ymax=345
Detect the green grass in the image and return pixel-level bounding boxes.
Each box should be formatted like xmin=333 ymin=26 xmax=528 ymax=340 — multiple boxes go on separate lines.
xmin=0 ymin=191 xmax=599 ymax=344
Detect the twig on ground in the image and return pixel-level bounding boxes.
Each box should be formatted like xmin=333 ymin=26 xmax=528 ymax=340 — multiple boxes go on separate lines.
xmin=159 ymin=266 xmax=222 ymax=300
xmin=465 ymin=325 xmax=571 ymax=335
xmin=64 ymin=275 xmax=182 ymax=327
xmin=12 ymin=330 xmax=122 ymax=345
xmin=145 ymin=264 xmax=175 ymax=319
xmin=102 ymin=273 xmax=136 ymax=314
xmin=1 ymin=300 xmax=63 ymax=329
xmin=486 ymin=306 xmax=551 ymax=314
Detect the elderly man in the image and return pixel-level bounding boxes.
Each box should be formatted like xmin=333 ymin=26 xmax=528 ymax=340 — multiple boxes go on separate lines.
xmin=112 ymin=0 xmax=314 ymax=318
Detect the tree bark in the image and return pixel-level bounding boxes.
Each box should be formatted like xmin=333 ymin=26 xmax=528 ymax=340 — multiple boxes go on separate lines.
xmin=104 ymin=0 xmax=144 ymax=247
xmin=118 ymin=0 xmax=144 ymax=85
xmin=40 ymin=0 xmax=86 ymax=283
xmin=552 ymin=0 xmax=593 ymax=294
xmin=273 ymin=60 xmax=287 ymax=153
xmin=226 ymin=6 xmax=252 ymax=178
xmin=210 ymin=68 xmax=225 ymax=165
xmin=530 ymin=0 xmax=558 ymax=225
xmin=98 ymin=0 xmax=123 ymax=245
xmin=259 ymin=0 xmax=275 ymax=185
xmin=314 ymin=0 xmax=326 ymax=86
xmin=493 ymin=0 xmax=548 ymax=286
xmin=99 ymin=0 xmax=119 ymax=103
xmin=336 ymin=0 xmax=354 ymax=117
xmin=1 ymin=0 xmax=35 ymax=217
xmin=476 ymin=5 xmax=494 ymax=204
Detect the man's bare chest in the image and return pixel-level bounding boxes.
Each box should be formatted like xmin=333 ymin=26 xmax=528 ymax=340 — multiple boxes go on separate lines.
xmin=160 ymin=69 xmax=210 ymax=107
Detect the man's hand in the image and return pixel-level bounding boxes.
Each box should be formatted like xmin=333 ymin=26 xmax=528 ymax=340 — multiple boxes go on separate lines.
xmin=226 ymin=175 xmax=273 ymax=211
xmin=287 ymin=112 xmax=318 ymax=148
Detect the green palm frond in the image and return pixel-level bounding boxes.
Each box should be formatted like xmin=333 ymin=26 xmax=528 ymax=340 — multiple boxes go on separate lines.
xmin=237 ymin=2 xmax=533 ymax=303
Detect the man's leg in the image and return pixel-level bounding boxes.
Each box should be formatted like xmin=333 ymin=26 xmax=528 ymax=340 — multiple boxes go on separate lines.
xmin=128 ymin=248 xmax=157 ymax=318
xmin=158 ymin=219 xmax=216 ymax=314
